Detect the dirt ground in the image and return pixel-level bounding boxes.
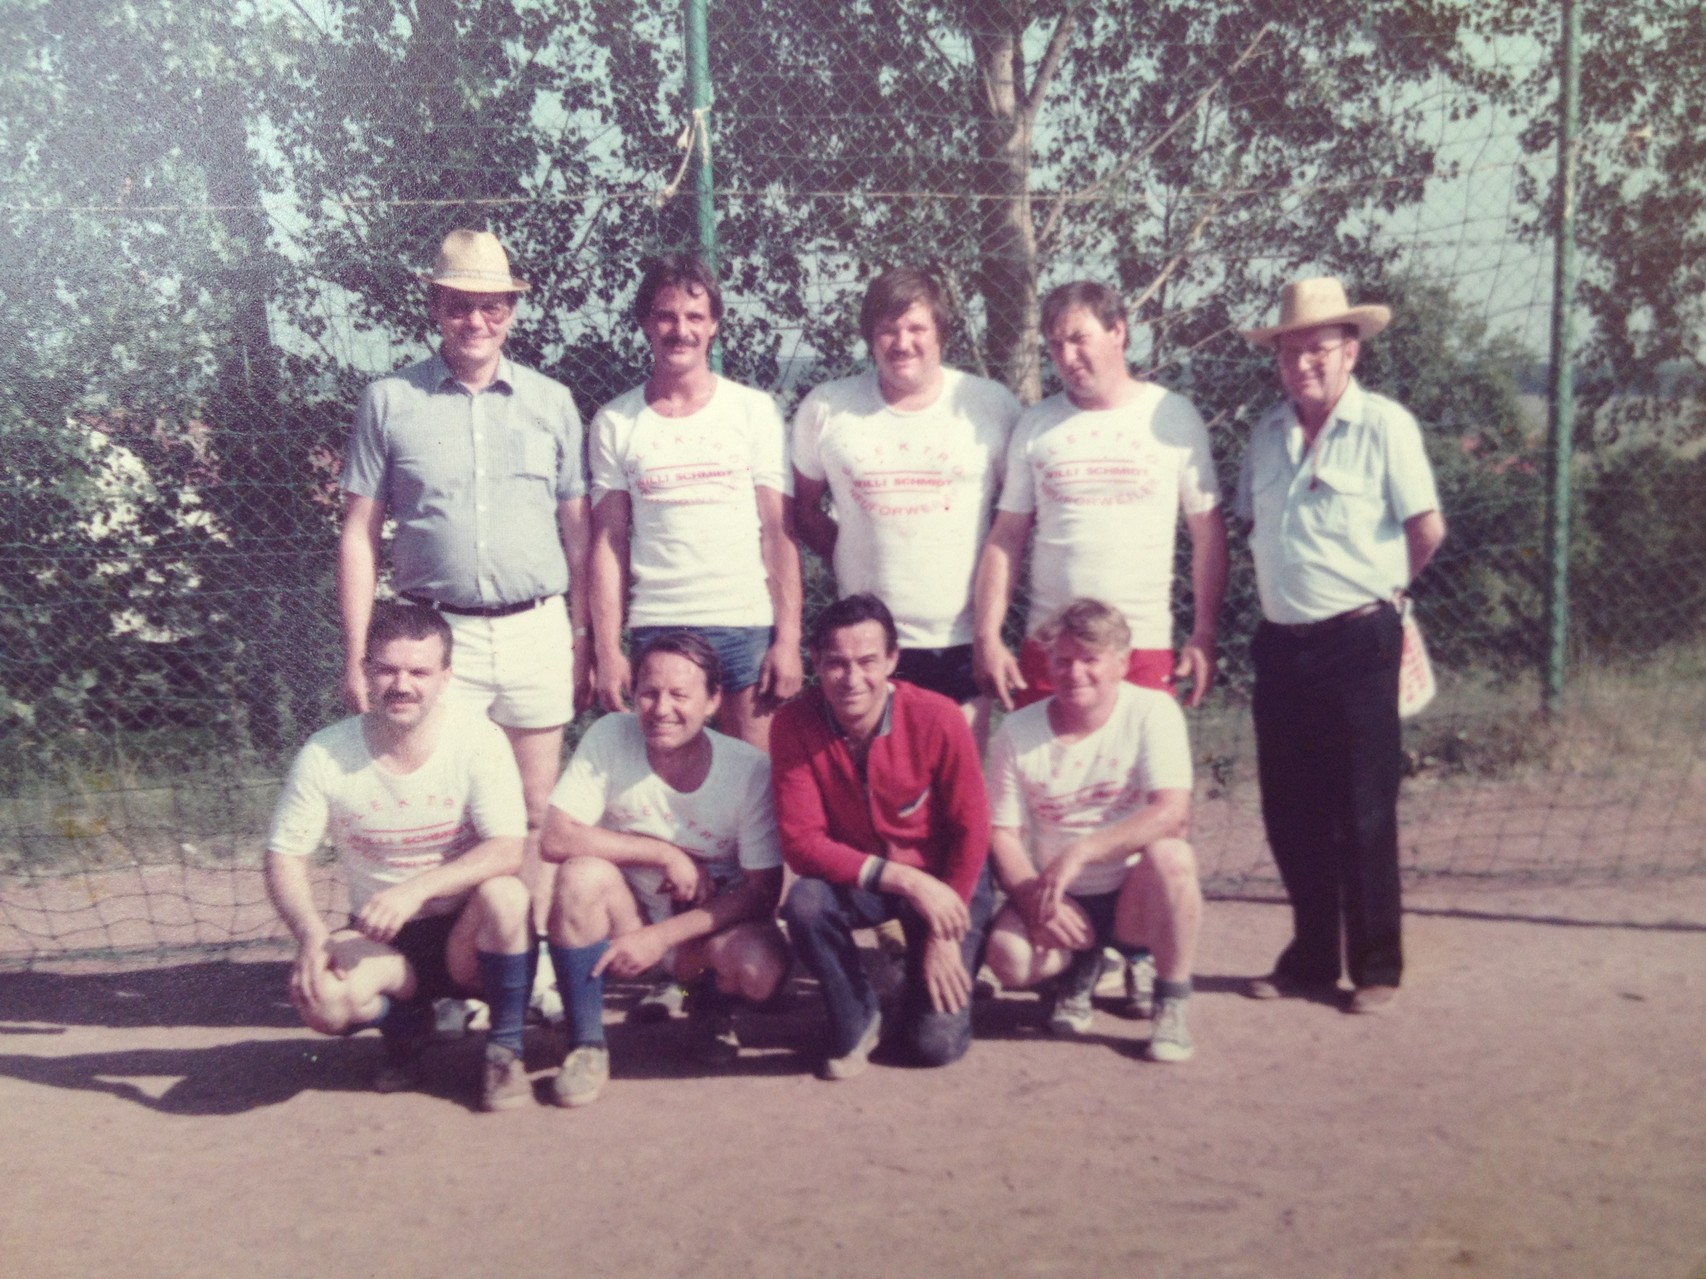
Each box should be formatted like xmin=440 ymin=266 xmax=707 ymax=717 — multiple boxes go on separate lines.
xmin=2 ymin=878 xmax=1704 ymax=1279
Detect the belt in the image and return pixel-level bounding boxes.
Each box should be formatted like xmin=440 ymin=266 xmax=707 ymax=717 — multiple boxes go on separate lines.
xmin=401 ymin=592 xmax=554 ymax=619
xmin=1265 ymin=600 xmax=1388 ymax=639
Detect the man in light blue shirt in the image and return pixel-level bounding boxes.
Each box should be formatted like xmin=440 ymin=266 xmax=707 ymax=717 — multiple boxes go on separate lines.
xmin=1236 ymin=277 xmax=1446 ymax=1015
xmin=339 ymin=229 xmax=592 ymax=953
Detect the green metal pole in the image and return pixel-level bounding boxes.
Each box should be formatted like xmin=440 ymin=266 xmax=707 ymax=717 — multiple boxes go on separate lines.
xmin=1543 ymin=0 xmax=1580 ymax=716
xmin=685 ymin=0 xmax=721 ymax=372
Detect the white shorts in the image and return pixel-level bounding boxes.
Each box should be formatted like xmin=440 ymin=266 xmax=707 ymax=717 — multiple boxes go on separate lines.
xmin=442 ymin=595 xmax=574 ymax=729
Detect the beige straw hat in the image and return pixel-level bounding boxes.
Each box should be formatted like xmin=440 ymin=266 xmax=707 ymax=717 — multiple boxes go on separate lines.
xmin=1241 ymin=277 xmax=1389 ymax=347
xmin=420 ymin=229 xmax=530 ymax=293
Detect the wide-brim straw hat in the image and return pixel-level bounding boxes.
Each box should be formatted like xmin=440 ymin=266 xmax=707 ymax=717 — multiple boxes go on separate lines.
xmin=1241 ymin=277 xmax=1389 ymax=347
xmin=420 ymin=229 xmax=530 ymax=293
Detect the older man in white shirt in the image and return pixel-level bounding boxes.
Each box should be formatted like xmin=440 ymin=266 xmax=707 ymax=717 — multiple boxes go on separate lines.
xmin=1236 ymin=277 xmax=1446 ymax=1014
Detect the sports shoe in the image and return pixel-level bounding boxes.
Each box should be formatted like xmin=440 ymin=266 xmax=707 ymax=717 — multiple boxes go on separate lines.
xmin=433 ymin=997 xmax=482 ymax=1038
xmin=629 ymin=979 xmax=687 ymax=1024
xmin=551 ymin=1044 xmax=610 ymax=1108
xmin=818 ymin=1008 xmax=883 ymax=1081
xmin=1144 ymin=995 xmax=1195 ymax=1063
xmin=1122 ymin=952 xmax=1157 ymax=1020
xmin=1047 ymin=982 xmax=1095 ymax=1036
xmin=689 ymin=1006 xmax=742 ymax=1066
xmin=1348 ymin=984 xmax=1399 ymax=1014
xmin=479 ymin=1044 xmax=533 ymax=1112
xmin=1046 ymin=950 xmax=1102 ymax=1036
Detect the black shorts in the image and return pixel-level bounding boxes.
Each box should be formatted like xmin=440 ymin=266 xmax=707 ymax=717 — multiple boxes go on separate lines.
xmin=381 ymin=912 xmax=462 ymax=1002
xmin=894 ymin=643 xmax=980 ymax=705
xmin=1071 ymin=890 xmax=1123 ymax=949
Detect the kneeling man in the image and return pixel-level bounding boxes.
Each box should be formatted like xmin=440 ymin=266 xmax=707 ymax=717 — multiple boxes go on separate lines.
xmin=774 ymin=593 xmax=994 ymax=1079
xmin=984 ymin=598 xmax=1203 ymax=1062
xmin=539 ymin=632 xmax=789 ymax=1108
xmin=265 ymin=602 xmax=535 ymax=1110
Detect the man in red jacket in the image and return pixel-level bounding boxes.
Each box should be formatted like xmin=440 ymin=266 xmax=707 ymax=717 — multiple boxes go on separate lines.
xmin=774 ymin=593 xmax=994 ymax=1080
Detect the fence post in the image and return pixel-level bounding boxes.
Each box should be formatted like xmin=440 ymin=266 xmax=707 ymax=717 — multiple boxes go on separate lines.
xmin=684 ymin=0 xmax=722 ymax=373
xmin=1543 ymin=0 xmax=1580 ymax=717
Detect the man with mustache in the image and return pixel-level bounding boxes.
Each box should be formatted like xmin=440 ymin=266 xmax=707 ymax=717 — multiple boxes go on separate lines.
xmin=589 ymin=253 xmax=803 ymax=754
xmin=265 ymin=602 xmax=536 ymax=1111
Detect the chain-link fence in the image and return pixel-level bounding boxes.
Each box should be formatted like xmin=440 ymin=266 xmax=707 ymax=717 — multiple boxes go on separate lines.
xmin=3 ymin=0 xmax=1703 ymax=964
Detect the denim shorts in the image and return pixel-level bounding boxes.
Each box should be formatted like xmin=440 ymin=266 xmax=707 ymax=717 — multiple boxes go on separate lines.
xmin=629 ymin=625 xmax=773 ymax=693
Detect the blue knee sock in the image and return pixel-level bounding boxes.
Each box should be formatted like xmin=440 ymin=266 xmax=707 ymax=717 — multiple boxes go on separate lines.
xmin=477 ymin=950 xmax=532 ymax=1056
xmin=549 ymin=941 xmax=609 ymax=1048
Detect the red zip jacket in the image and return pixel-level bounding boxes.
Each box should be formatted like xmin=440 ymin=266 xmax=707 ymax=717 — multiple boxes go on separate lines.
xmin=771 ymin=680 xmax=990 ymax=903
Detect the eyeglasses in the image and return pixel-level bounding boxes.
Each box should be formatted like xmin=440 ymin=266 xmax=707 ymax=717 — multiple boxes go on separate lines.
xmin=436 ymin=296 xmax=515 ymax=322
xmin=1277 ymin=340 xmax=1351 ymax=366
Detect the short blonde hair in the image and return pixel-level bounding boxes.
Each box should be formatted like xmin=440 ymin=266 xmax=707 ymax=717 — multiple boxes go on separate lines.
xmin=1035 ymin=598 xmax=1131 ymax=654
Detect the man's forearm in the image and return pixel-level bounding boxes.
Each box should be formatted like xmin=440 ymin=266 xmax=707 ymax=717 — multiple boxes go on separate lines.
xmin=758 ymin=489 xmax=803 ymax=643
xmin=1187 ymin=509 xmax=1228 ymax=644
xmin=265 ymin=851 xmax=330 ymax=948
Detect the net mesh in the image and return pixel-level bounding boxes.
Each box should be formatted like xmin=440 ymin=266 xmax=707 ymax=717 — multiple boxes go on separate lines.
xmin=4 ymin=0 xmax=1703 ymax=964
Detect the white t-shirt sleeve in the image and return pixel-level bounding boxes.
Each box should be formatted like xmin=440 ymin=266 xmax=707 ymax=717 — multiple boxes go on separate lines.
xmin=735 ymin=751 xmax=784 ymax=872
xmin=986 ymin=718 xmax=1027 ymax=830
xmin=267 ymin=742 xmax=332 ymax=858
xmin=750 ymin=388 xmax=791 ymax=495
xmin=995 ymin=416 xmax=1038 ymax=515
xmin=790 ymin=389 xmax=829 ymax=483
xmin=1135 ymin=694 xmax=1195 ymax=793
xmin=1172 ymin=396 xmax=1223 ymax=517
xmin=466 ymin=719 xmax=530 ymax=839
xmin=548 ymin=713 xmax=623 ymax=825
xmin=588 ymin=403 xmax=629 ymax=503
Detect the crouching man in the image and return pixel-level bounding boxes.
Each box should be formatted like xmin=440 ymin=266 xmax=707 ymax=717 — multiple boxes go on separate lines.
xmin=984 ymin=598 xmax=1203 ymax=1063
xmin=774 ymin=593 xmax=995 ymax=1080
xmin=265 ymin=602 xmax=536 ymax=1110
xmin=539 ymin=632 xmax=789 ymax=1108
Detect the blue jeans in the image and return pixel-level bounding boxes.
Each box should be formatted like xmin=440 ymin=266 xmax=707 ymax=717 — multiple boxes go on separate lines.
xmin=782 ymin=865 xmax=995 ymax=1067
xmin=629 ymin=624 xmax=772 ymax=693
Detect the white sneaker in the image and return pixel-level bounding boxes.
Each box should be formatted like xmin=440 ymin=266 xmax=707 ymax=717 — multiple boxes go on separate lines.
xmin=818 ymin=1008 xmax=883 ymax=1081
xmin=432 ymin=997 xmax=484 ymax=1039
xmin=1144 ymin=996 xmax=1195 ymax=1063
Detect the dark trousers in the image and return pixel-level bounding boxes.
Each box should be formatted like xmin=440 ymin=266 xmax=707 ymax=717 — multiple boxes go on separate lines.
xmin=1252 ymin=604 xmax=1404 ymax=988
xmin=782 ymin=866 xmax=996 ymax=1066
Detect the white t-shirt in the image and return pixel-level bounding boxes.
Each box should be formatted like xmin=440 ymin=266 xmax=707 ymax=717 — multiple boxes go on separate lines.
xmin=590 ymin=377 xmax=790 ymax=627
xmin=547 ymin=712 xmax=782 ymax=918
xmin=792 ymin=368 xmax=1020 ymax=647
xmin=997 ymin=384 xmax=1221 ymax=648
xmin=266 ymin=709 xmax=528 ymax=917
xmin=988 ymin=683 xmax=1193 ymax=897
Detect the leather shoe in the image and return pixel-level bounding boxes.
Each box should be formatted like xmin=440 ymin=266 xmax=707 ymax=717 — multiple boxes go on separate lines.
xmin=1348 ymin=984 xmax=1399 ymax=1014
xmin=1247 ymin=972 xmax=1335 ymax=1001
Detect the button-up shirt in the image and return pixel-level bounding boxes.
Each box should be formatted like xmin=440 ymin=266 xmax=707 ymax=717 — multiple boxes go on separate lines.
xmin=342 ymin=353 xmax=586 ymax=609
xmin=1235 ymin=379 xmax=1439 ymax=624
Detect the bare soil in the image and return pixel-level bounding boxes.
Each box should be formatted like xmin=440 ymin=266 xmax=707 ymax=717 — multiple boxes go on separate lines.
xmin=3 ymin=877 xmax=1704 ymax=1279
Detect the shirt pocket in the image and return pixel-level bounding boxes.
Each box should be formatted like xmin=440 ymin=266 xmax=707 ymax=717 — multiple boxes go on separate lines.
xmin=511 ymin=428 xmax=557 ymax=480
xmin=1304 ymin=464 xmax=1380 ymax=538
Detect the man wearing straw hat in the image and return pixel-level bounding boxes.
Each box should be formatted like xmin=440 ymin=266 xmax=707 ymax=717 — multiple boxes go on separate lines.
xmin=1236 ymin=277 xmax=1446 ymax=1014
xmin=338 ymin=229 xmax=592 ymax=1019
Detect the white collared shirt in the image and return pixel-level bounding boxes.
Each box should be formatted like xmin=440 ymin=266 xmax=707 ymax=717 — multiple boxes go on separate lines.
xmin=1235 ymin=379 xmax=1440 ymax=624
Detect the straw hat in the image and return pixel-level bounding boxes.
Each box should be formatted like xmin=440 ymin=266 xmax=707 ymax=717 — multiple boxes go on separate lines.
xmin=420 ymin=229 xmax=530 ymax=293
xmin=1241 ymin=277 xmax=1389 ymax=347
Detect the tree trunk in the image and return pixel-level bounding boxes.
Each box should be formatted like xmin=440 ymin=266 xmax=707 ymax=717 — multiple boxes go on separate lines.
xmin=969 ymin=2 xmax=1042 ymax=404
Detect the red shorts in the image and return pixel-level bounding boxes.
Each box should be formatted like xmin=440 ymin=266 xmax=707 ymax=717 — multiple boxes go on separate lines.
xmin=1014 ymin=638 xmax=1175 ymax=709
